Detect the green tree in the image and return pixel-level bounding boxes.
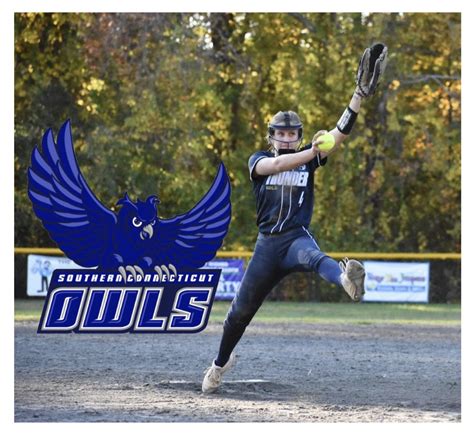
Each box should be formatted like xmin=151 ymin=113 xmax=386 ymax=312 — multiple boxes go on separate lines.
xmin=15 ymin=13 xmax=460 ymax=301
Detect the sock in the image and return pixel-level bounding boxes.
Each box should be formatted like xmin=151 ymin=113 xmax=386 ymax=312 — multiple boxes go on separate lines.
xmin=214 ymin=322 xmax=247 ymax=367
xmin=317 ymin=257 xmax=343 ymax=286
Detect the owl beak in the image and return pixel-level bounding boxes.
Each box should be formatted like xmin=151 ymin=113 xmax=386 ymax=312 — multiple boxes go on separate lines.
xmin=140 ymin=224 xmax=154 ymax=240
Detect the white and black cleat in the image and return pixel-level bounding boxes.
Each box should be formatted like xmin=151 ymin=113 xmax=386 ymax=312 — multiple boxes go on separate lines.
xmin=340 ymin=257 xmax=366 ymax=302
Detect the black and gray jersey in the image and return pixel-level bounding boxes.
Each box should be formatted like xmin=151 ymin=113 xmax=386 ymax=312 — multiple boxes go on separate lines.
xmin=248 ymin=144 xmax=327 ymax=235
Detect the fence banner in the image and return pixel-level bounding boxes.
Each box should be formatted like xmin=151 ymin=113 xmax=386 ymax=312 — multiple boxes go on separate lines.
xmin=203 ymin=259 xmax=245 ymax=301
xmin=363 ymin=261 xmax=430 ymax=303
xmin=27 ymin=254 xmax=86 ymax=296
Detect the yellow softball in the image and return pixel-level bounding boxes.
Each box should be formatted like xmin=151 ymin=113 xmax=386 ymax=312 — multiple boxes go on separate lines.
xmin=317 ymin=133 xmax=335 ymax=151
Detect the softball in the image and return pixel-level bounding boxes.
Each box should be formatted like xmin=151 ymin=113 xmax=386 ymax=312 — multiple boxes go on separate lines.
xmin=317 ymin=133 xmax=335 ymax=151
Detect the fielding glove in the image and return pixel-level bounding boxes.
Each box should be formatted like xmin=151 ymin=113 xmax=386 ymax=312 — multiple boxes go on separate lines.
xmin=356 ymin=43 xmax=388 ymax=97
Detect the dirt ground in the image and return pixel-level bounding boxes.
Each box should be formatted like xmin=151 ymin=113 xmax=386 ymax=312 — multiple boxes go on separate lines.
xmin=14 ymin=320 xmax=461 ymax=423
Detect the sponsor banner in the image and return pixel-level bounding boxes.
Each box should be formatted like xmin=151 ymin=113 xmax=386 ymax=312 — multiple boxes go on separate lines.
xmin=203 ymin=259 xmax=245 ymax=301
xmin=363 ymin=261 xmax=430 ymax=303
xmin=27 ymin=254 xmax=88 ymax=297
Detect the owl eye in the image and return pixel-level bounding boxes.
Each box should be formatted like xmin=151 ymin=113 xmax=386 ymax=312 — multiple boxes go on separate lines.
xmin=132 ymin=217 xmax=142 ymax=227
xmin=151 ymin=219 xmax=156 ymax=226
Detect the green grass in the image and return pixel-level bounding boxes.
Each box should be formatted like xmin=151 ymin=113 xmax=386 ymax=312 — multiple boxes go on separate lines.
xmin=209 ymin=301 xmax=460 ymax=326
xmin=15 ymin=299 xmax=461 ymax=326
xmin=15 ymin=299 xmax=45 ymax=322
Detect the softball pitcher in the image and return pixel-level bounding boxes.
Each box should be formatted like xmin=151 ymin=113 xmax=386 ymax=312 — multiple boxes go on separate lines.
xmin=202 ymin=43 xmax=388 ymax=393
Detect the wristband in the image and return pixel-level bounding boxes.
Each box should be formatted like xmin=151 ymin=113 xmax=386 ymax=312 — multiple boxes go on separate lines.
xmin=336 ymin=106 xmax=358 ymax=135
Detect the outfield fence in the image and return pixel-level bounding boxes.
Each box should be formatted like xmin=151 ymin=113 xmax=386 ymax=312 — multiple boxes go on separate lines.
xmin=14 ymin=247 xmax=461 ymax=260
xmin=14 ymin=248 xmax=461 ymax=302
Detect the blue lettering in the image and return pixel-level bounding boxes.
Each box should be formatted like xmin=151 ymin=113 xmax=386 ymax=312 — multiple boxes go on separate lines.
xmin=134 ymin=288 xmax=167 ymax=331
xmin=168 ymin=288 xmax=212 ymax=331
xmin=39 ymin=288 xmax=86 ymax=332
xmin=79 ymin=288 xmax=141 ymax=332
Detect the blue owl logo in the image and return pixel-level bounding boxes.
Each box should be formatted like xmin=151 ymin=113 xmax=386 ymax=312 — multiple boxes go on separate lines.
xmin=27 ymin=120 xmax=231 ymax=280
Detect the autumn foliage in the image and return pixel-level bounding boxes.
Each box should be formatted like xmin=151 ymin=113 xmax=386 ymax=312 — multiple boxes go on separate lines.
xmin=14 ymin=13 xmax=461 ymax=301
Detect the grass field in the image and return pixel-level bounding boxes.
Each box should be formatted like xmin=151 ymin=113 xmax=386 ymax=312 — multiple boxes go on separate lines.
xmin=15 ymin=298 xmax=461 ymax=326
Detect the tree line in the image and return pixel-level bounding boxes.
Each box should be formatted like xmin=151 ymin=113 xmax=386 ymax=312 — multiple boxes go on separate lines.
xmin=14 ymin=13 xmax=461 ymax=301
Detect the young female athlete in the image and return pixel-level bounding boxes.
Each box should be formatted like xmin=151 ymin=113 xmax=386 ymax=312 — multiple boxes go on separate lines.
xmin=202 ymin=43 xmax=388 ymax=393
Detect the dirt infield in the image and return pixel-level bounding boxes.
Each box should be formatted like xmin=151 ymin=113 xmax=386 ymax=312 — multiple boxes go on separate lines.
xmin=14 ymin=320 xmax=460 ymax=422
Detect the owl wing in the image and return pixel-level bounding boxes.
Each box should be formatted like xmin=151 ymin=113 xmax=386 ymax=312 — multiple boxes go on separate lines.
xmin=27 ymin=120 xmax=117 ymax=267
xmin=148 ymin=163 xmax=231 ymax=268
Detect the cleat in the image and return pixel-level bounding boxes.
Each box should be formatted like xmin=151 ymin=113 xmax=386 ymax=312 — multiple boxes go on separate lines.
xmin=339 ymin=257 xmax=366 ymax=302
xmin=202 ymin=352 xmax=236 ymax=394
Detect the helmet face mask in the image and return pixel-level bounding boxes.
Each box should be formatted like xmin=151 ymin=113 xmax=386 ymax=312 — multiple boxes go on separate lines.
xmin=267 ymin=111 xmax=303 ymax=154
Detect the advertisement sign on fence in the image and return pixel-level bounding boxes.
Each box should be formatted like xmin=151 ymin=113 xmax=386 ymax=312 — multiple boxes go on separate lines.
xmin=203 ymin=259 xmax=245 ymax=300
xmin=27 ymin=254 xmax=87 ymax=296
xmin=363 ymin=261 xmax=430 ymax=303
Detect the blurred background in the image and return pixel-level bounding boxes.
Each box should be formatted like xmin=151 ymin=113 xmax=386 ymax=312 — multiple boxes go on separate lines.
xmin=14 ymin=13 xmax=461 ymax=302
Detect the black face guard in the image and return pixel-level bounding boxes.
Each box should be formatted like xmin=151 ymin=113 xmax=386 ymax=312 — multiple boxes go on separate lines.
xmin=276 ymin=148 xmax=297 ymax=155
